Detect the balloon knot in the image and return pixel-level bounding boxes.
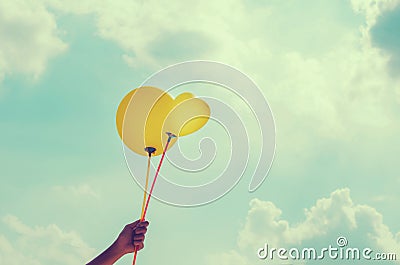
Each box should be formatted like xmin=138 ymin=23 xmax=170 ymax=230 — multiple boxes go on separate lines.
xmin=166 ymin=132 xmax=177 ymax=142
xmin=144 ymin=147 xmax=157 ymax=156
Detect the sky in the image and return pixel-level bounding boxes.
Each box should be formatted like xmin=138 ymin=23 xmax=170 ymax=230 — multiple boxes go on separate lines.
xmin=1 ymin=0 xmax=400 ymax=264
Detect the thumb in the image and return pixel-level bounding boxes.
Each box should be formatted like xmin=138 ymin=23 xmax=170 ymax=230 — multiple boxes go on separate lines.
xmin=125 ymin=220 xmax=140 ymax=229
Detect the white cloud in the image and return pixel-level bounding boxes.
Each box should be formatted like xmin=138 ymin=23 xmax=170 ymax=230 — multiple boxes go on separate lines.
xmin=0 ymin=215 xmax=95 ymax=265
xmin=0 ymin=0 xmax=67 ymax=83
xmin=44 ymin=1 xmax=223 ymax=68
xmin=44 ymin=1 xmax=362 ymax=68
xmin=209 ymin=188 xmax=400 ymax=264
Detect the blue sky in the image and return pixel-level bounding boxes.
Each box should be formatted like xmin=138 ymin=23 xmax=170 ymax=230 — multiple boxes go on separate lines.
xmin=371 ymin=4 xmax=400 ymax=74
xmin=1 ymin=1 xmax=400 ymax=265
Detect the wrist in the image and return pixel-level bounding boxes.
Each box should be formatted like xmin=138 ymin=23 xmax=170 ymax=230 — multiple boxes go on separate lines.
xmin=109 ymin=241 xmax=126 ymax=259
xmin=86 ymin=241 xmax=125 ymax=265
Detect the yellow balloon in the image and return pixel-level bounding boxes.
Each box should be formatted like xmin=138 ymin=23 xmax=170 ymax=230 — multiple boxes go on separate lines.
xmin=116 ymin=86 xmax=210 ymax=156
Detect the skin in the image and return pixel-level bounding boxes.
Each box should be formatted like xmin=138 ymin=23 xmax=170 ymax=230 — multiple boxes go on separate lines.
xmin=87 ymin=220 xmax=149 ymax=265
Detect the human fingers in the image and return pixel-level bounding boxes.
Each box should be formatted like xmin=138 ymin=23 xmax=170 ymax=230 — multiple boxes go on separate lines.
xmin=125 ymin=220 xmax=141 ymax=229
xmin=135 ymin=227 xmax=147 ymax=235
xmin=134 ymin=234 xmax=145 ymax=242
xmin=135 ymin=242 xmax=144 ymax=251
xmin=137 ymin=221 xmax=149 ymax=228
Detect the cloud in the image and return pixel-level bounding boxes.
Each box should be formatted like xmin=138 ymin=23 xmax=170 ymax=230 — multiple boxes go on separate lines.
xmin=44 ymin=1 xmax=221 ymax=69
xmin=0 ymin=215 xmax=95 ymax=265
xmin=44 ymin=1 xmax=362 ymax=68
xmin=0 ymin=0 xmax=67 ymax=84
xmin=209 ymin=188 xmax=400 ymax=264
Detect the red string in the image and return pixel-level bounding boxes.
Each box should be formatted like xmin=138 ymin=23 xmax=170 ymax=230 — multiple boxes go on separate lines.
xmin=132 ymin=249 xmax=138 ymax=265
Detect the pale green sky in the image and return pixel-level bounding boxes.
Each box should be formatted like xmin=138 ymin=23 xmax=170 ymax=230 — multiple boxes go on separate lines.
xmin=1 ymin=1 xmax=399 ymax=265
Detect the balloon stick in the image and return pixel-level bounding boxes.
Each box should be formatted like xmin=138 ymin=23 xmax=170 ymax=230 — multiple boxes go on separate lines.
xmin=142 ymin=132 xmax=176 ymax=219
xmin=132 ymin=133 xmax=176 ymax=265
xmin=132 ymin=147 xmax=155 ymax=265
xmin=140 ymin=147 xmax=156 ymax=218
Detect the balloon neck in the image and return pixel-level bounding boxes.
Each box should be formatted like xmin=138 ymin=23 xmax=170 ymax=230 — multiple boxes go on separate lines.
xmin=144 ymin=147 xmax=156 ymax=156
xmin=166 ymin=132 xmax=177 ymax=142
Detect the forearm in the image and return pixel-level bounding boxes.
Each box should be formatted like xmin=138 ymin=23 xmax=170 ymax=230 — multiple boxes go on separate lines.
xmin=86 ymin=241 xmax=125 ymax=265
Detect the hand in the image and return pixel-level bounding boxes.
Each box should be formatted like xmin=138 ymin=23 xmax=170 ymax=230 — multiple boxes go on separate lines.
xmin=86 ymin=220 xmax=149 ymax=265
xmin=113 ymin=220 xmax=149 ymax=255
